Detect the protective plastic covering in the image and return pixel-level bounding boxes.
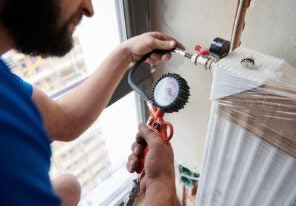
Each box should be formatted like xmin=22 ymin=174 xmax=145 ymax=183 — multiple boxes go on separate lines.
xmin=196 ymin=47 xmax=296 ymax=206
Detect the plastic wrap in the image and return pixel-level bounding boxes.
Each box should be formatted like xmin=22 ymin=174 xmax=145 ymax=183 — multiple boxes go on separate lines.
xmin=196 ymin=47 xmax=296 ymax=206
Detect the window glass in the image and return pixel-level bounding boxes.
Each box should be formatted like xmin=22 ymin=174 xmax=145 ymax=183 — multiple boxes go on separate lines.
xmin=50 ymin=92 xmax=137 ymax=205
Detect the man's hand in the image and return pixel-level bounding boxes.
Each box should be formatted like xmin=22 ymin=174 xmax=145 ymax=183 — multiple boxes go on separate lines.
xmin=32 ymin=31 xmax=184 ymax=143
xmin=122 ymin=31 xmax=185 ymax=65
xmin=127 ymin=123 xmax=176 ymax=205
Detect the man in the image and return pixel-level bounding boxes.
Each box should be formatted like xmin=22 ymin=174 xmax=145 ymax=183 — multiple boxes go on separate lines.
xmin=0 ymin=0 xmax=183 ymax=205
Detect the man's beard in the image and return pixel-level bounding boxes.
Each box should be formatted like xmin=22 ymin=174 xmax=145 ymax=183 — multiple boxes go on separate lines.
xmin=0 ymin=0 xmax=80 ymax=57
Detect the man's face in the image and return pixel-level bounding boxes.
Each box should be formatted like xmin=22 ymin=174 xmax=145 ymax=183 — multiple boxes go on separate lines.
xmin=0 ymin=0 xmax=82 ymax=57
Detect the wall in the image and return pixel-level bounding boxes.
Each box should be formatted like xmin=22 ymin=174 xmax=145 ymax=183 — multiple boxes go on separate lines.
xmin=241 ymin=0 xmax=296 ymax=67
xmin=149 ymin=0 xmax=296 ymax=173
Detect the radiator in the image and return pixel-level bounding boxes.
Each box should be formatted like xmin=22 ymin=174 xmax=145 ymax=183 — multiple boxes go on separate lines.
xmin=196 ymin=47 xmax=296 ymax=206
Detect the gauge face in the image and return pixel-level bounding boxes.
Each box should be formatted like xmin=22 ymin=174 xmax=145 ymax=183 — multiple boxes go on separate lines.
xmin=153 ymin=77 xmax=179 ymax=107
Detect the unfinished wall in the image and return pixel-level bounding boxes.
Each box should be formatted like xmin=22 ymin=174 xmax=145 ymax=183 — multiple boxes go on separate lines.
xmin=150 ymin=0 xmax=296 ymax=173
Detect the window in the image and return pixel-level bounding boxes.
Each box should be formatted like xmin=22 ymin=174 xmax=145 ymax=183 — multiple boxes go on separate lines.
xmin=3 ymin=0 xmax=152 ymax=204
xmin=50 ymin=92 xmax=138 ymax=205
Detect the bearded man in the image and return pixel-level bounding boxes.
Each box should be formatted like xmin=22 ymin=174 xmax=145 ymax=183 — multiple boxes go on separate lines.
xmin=0 ymin=0 xmax=182 ymax=205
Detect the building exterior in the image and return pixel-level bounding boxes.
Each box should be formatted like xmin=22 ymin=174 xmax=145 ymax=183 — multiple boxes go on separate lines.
xmin=50 ymin=119 xmax=112 ymax=194
xmin=3 ymin=35 xmax=88 ymax=96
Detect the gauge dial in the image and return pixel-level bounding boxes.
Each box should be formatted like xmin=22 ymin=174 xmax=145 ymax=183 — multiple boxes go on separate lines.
xmin=151 ymin=73 xmax=190 ymax=113
xmin=153 ymin=76 xmax=179 ymax=107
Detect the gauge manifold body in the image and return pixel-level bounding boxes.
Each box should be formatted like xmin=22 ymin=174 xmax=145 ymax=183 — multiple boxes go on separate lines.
xmin=151 ymin=73 xmax=190 ymax=113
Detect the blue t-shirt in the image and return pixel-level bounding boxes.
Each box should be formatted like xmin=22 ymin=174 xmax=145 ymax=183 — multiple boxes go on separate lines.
xmin=0 ymin=58 xmax=61 ymax=205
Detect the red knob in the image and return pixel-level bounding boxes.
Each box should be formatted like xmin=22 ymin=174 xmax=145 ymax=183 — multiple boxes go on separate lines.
xmin=194 ymin=45 xmax=210 ymax=56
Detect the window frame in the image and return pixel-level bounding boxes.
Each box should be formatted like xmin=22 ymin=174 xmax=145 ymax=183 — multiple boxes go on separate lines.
xmin=111 ymin=0 xmax=153 ymax=116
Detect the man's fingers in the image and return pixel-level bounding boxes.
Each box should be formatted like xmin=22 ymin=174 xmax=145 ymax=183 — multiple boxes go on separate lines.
xmin=131 ymin=141 xmax=145 ymax=156
xmin=152 ymin=39 xmax=176 ymax=51
xmin=126 ymin=154 xmax=139 ymax=172
xmin=146 ymin=53 xmax=171 ymax=65
xmin=137 ymin=123 xmax=161 ymax=146
xmin=149 ymin=32 xmax=185 ymax=50
xmin=135 ymin=133 xmax=147 ymax=145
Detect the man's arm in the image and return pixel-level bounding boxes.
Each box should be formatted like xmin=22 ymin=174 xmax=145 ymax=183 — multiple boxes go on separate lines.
xmin=32 ymin=32 xmax=184 ymax=141
xmin=127 ymin=123 xmax=177 ymax=205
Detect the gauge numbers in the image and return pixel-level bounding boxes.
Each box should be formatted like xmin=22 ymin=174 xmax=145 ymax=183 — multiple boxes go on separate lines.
xmin=153 ymin=77 xmax=179 ymax=107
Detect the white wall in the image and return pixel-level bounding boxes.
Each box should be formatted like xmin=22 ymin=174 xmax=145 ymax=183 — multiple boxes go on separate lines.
xmin=149 ymin=0 xmax=296 ymax=172
xmin=241 ymin=0 xmax=296 ymax=67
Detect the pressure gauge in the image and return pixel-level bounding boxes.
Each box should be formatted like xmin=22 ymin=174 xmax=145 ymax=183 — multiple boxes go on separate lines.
xmin=209 ymin=37 xmax=231 ymax=59
xmin=151 ymin=73 xmax=190 ymax=113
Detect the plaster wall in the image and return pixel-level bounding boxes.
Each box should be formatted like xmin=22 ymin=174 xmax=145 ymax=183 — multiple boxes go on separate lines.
xmin=241 ymin=0 xmax=296 ymax=67
xmin=149 ymin=0 xmax=296 ymax=172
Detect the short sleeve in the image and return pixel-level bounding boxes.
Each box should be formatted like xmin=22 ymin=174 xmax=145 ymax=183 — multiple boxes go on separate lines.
xmin=13 ymin=74 xmax=33 ymax=98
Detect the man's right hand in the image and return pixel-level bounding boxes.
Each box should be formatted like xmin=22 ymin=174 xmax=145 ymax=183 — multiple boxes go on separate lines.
xmin=127 ymin=123 xmax=177 ymax=205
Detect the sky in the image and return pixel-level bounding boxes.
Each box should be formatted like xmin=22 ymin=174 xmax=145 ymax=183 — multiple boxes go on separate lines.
xmin=76 ymin=1 xmax=121 ymax=71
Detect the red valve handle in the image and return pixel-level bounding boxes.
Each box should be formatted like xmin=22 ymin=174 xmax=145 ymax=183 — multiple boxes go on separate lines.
xmin=136 ymin=106 xmax=174 ymax=178
xmin=195 ymin=45 xmax=210 ymax=56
